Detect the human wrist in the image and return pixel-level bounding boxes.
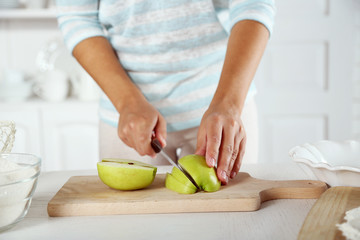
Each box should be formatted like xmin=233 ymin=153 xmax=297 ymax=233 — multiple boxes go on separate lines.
xmin=209 ymin=93 xmax=244 ymax=118
xmin=211 ymin=81 xmax=247 ymax=111
xmin=113 ymin=86 xmax=146 ymax=114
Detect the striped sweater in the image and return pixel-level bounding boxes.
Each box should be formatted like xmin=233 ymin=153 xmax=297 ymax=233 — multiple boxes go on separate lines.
xmin=56 ymin=0 xmax=276 ymax=132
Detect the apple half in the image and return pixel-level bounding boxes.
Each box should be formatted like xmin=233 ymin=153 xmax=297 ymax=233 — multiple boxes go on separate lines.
xmin=97 ymin=158 xmax=157 ymax=190
xmin=165 ymin=154 xmax=221 ymax=194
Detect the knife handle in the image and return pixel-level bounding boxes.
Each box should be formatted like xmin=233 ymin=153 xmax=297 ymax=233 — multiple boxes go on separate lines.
xmin=151 ymin=138 xmax=162 ymax=153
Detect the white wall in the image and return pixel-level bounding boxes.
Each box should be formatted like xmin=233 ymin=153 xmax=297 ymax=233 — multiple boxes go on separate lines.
xmin=254 ymin=0 xmax=359 ymax=162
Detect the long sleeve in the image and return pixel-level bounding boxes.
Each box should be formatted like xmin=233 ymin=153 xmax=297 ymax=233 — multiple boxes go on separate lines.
xmin=54 ymin=0 xmax=275 ymax=132
xmin=229 ymin=0 xmax=276 ymax=35
xmin=56 ymin=0 xmax=106 ymax=53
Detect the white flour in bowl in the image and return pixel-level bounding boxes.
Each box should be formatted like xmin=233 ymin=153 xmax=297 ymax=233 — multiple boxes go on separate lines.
xmin=0 ymin=158 xmax=36 ymax=228
xmin=337 ymin=206 xmax=360 ymax=240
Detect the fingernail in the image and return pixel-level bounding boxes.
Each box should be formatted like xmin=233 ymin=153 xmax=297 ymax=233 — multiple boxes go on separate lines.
xmin=220 ymin=170 xmax=228 ymax=183
xmin=210 ymin=157 xmax=216 ymax=167
xmin=230 ymin=171 xmax=237 ymax=179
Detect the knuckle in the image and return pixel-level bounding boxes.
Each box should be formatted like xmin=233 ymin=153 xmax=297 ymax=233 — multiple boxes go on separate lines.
xmin=226 ymin=144 xmax=233 ymax=153
xmin=240 ymin=125 xmax=246 ymax=134
xmin=211 ymin=135 xmax=221 ymax=145
xmin=231 ymin=149 xmax=238 ymax=162
xmin=229 ymin=119 xmax=237 ymax=128
xmin=207 ymin=150 xmax=218 ymax=159
xmin=128 ymin=121 xmax=135 ymax=130
xmin=118 ymin=128 xmax=126 ymax=139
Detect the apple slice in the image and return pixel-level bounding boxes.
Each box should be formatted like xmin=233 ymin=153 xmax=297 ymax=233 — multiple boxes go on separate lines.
xmin=165 ymin=173 xmax=197 ymax=194
xmin=165 ymin=167 xmax=198 ymax=194
xmin=165 ymin=154 xmax=221 ymax=194
xmin=97 ymin=159 xmax=157 ymax=190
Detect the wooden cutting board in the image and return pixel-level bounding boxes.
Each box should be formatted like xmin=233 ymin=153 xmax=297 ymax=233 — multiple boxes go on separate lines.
xmin=47 ymin=172 xmax=327 ymax=217
xmin=298 ymin=187 xmax=360 ymax=240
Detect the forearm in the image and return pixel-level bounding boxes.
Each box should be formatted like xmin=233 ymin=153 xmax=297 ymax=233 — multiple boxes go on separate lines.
xmin=211 ymin=20 xmax=269 ymax=113
xmin=72 ymin=36 xmax=146 ymax=113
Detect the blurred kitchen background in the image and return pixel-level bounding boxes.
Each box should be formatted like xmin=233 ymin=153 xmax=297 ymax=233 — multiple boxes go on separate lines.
xmin=0 ymin=0 xmax=359 ymax=171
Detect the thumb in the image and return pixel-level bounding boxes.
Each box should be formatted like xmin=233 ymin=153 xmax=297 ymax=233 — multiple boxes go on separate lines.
xmin=154 ymin=114 xmax=167 ymax=147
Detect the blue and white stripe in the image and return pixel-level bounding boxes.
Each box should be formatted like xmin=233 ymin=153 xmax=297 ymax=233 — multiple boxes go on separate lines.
xmin=56 ymin=0 xmax=275 ymax=132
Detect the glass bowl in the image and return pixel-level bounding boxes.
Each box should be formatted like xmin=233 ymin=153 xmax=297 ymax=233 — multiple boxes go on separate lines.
xmin=289 ymin=140 xmax=360 ymax=187
xmin=0 ymin=153 xmax=41 ymax=232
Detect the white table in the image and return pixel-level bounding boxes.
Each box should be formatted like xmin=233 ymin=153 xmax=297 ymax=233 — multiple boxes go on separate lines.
xmin=0 ymin=163 xmax=318 ymax=240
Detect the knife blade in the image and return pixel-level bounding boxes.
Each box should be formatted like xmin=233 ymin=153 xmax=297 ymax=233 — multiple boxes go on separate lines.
xmin=151 ymin=138 xmax=200 ymax=190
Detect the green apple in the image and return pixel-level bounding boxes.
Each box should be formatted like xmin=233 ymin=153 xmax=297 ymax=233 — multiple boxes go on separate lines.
xmin=165 ymin=154 xmax=221 ymax=194
xmin=165 ymin=167 xmax=197 ymax=194
xmin=97 ymin=158 xmax=157 ymax=190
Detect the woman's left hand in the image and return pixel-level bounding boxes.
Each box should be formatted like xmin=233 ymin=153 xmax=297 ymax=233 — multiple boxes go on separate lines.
xmin=195 ymin=102 xmax=246 ymax=185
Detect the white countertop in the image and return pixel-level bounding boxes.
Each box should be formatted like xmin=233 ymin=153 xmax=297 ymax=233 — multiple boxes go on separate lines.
xmin=0 ymin=163 xmax=318 ymax=240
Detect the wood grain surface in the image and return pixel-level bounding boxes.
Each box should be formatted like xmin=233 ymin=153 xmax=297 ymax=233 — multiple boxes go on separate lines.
xmin=298 ymin=187 xmax=360 ymax=240
xmin=47 ymin=172 xmax=327 ymax=217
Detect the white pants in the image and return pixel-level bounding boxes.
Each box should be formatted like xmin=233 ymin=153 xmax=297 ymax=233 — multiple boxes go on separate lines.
xmin=99 ymin=97 xmax=259 ymax=165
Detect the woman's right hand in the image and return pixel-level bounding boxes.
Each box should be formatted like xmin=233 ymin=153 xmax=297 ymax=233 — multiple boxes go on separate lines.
xmin=117 ymin=97 xmax=167 ymax=158
xmin=71 ymin=37 xmax=167 ymax=158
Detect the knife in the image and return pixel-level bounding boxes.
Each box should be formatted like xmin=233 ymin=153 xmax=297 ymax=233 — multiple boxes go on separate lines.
xmin=151 ymin=138 xmax=200 ymax=190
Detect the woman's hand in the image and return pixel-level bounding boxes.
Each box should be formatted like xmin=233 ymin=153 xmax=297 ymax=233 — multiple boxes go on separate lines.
xmin=195 ymin=101 xmax=246 ymax=184
xmin=195 ymin=20 xmax=269 ymax=184
xmin=72 ymin=36 xmax=167 ymax=157
xmin=117 ymin=97 xmax=167 ymax=158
